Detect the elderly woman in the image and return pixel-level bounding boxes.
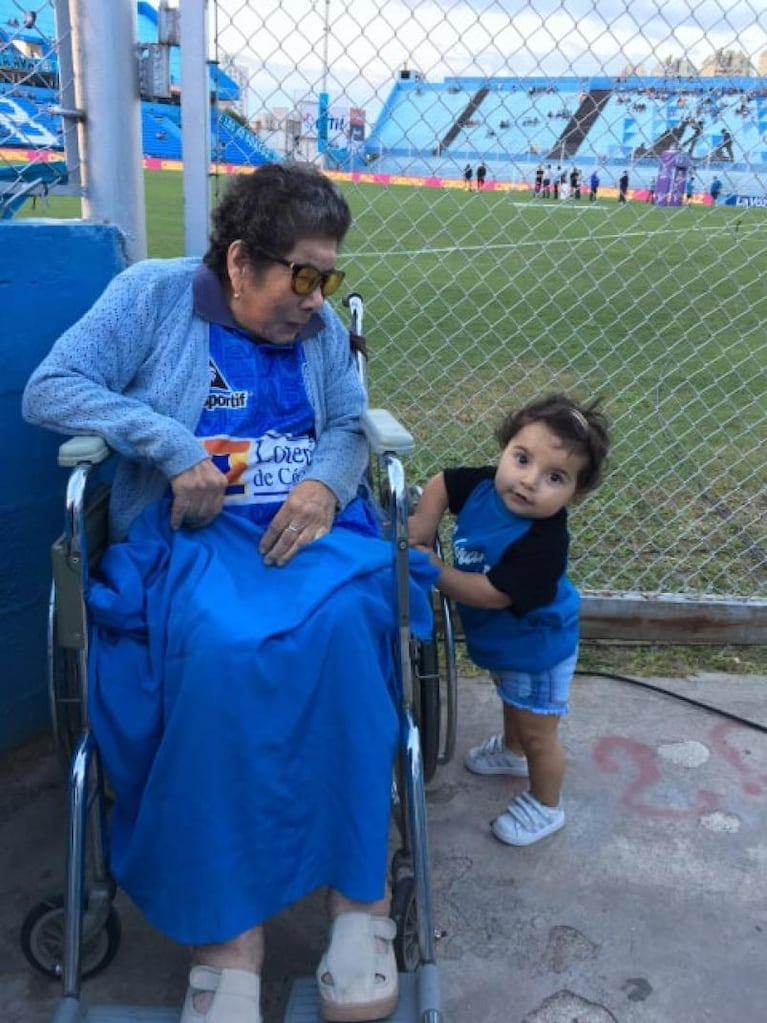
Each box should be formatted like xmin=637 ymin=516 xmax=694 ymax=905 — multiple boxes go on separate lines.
xmin=23 ymin=163 xmax=430 ymax=1023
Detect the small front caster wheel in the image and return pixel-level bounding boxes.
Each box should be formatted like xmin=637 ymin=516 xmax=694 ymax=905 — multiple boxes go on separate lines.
xmin=20 ymin=894 xmax=121 ymax=980
xmin=391 ymin=874 xmax=420 ymax=972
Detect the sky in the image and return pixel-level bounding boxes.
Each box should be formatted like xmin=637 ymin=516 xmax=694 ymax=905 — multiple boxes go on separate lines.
xmin=208 ymin=0 xmax=767 ymax=121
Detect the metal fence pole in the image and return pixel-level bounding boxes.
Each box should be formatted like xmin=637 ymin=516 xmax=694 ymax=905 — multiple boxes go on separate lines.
xmin=73 ymin=0 xmax=146 ymax=261
xmin=53 ymin=0 xmax=81 ymax=191
xmin=180 ymin=0 xmax=210 ymax=256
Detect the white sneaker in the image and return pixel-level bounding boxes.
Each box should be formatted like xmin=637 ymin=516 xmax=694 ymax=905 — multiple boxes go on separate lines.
xmin=491 ymin=791 xmax=565 ymax=846
xmin=464 ymin=733 xmax=529 ymax=776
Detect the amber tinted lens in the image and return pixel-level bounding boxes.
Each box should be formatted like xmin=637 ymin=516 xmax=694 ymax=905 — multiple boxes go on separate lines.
xmin=291 ymin=266 xmax=323 ymax=295
xmin=291 ymin=265 xmax=345 ymax=297
xmin=320 ymin=269 xmax=345 ymax=297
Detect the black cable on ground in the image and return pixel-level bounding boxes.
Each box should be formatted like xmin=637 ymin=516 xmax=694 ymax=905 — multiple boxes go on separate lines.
xmin=575 ymin=669 xmax=767 ymax=734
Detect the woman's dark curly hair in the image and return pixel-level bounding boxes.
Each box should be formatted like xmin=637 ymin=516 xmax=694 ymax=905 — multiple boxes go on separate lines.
xmin=203 ymin=162 xmax=352 ymax=280
xmin=495 ymin=393 xmax=610 ymax=493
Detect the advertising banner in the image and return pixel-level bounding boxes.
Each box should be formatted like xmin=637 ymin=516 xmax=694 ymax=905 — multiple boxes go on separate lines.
xmin=298 ymin=99 xmax=350 ymax=147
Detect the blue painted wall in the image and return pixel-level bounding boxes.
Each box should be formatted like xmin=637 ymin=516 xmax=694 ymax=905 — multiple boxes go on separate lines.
xmin=0 ymin=221 xmax=127 ymax=752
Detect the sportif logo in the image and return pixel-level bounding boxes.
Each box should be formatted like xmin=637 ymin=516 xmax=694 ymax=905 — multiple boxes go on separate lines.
xmin=205 ymin=358 xmax=249 ymax=410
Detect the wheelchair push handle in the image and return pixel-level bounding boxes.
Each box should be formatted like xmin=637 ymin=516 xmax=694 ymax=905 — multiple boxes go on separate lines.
xmin=343 ymin=291 xmax=364 ymax=337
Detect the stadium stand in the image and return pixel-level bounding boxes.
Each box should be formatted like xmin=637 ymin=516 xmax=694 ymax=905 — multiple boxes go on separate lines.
xmin=361 ymin=73 xmax=767 ymax=195
xmin=0 ymin=84 xmax=60 ymax=147
xmin=366 ymin=81 xmax=479 ymax=155
xmin=0 ymin=0 xmax=277 ymax=207
xmin=142 ymin=100 xmax=184 ymax=161
xmin=0 ymin=157 xmax=66 ymax=217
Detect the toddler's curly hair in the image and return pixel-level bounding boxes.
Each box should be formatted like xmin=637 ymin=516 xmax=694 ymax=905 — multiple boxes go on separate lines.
xmin=495 ymin=393 xmax=610 ymax=493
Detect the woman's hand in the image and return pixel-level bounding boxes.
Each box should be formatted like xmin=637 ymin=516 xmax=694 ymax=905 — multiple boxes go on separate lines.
xmin=169 ymin=459 xmax=228 ymax=530
xmin=260 ymin=479 xmax=337 ymax=566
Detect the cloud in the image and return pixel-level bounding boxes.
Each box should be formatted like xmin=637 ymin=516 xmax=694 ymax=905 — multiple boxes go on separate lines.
xmin=210 ymin=0 xmax=767 ymax=120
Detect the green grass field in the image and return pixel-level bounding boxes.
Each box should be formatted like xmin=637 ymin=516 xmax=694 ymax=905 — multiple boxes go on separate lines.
xmin=22 ymin=168 xmax=767 ymax=608
xmin=348 ymin=180 xmax=766 ymax=601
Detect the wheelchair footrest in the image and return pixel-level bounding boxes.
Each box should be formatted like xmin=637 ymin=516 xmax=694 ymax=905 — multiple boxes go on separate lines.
xmin=51 ymin=974 xmax=426 ymax=1022
xmin=52 ymin=999 xmax=179 ymax=1022
xmin=285 ymin=972 xmax=419 ymax=1022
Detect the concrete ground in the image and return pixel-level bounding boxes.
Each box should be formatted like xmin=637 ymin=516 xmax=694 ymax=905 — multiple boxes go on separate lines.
xmin=3 ymin=670 xmax=767 ymax=1023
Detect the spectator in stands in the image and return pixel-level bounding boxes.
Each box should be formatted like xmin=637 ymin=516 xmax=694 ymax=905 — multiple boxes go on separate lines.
xmin=476 ymin=161 xmax=487 ymax=189
xmin=618 ymin=170 xmax=629 ymax=204
xmin=710 ymin=176 xmax=723 ymax=203
xmin=589 ymin=169 xmax=600 ymax=202
xmin=464 ymin=163 xmax=473 ymax=189
xmin=684 ymin=116 xmax=704 ymax=155
xmin=720 ymin=127 xmax=734 ymax=161
xmin=23 ymin=162 xmax=429 ymax=1023
xmin=408 ymin=393 xmax=610 ymax=847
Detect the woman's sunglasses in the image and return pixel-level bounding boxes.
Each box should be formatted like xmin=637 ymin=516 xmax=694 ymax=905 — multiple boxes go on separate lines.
xmin=254 ymin=250 xmax=345 ymax=298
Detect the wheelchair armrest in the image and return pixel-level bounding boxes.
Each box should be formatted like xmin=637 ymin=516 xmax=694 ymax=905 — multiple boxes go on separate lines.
xmin=361 ymin=408 xmax=415 ymax=456
xmin=57 ymin=435 xmax=112 ymax=468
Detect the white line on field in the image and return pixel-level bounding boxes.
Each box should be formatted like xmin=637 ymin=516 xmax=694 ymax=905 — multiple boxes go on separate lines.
xmin=347 ymin=222 xmax=757 ymax=258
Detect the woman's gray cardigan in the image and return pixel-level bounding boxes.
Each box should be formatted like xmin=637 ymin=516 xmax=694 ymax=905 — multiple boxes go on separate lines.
xmin=22 ymin=257 xmax=368 ymax=540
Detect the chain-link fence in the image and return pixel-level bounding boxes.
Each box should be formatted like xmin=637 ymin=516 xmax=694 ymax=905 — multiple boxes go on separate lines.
xmin=6 ymin=0 xmax=767 ymax=635
xmin=0 ymin=0 xmax=79 ymax=216
xmin=214 ymin=1 xmax=767 ymax=618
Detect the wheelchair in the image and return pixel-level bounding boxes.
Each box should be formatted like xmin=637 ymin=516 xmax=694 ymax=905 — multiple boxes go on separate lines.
xmin=20 ymin=293 xmax=457 ymax=1023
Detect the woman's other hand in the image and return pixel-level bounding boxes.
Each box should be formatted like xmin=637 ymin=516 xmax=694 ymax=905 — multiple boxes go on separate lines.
xmin=260 ymin=479 xmax=337 ymax=566
xmin=170 ymin=459 xmax=228 ymax=530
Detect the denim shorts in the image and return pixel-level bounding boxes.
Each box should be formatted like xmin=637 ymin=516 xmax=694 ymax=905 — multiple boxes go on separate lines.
xmin=491 ymin=649 xmax=578 ymax=716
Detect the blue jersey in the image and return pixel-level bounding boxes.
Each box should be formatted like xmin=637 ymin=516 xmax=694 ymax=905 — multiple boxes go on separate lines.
xmin=446 ymin=470 xmax=579 ymax=672
xmin=195 ymin=323 xmax=315 ymax=526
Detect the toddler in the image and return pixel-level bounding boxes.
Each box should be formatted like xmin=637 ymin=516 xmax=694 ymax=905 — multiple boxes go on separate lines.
xmin=409 ymin=394 xmax=609 ymax=846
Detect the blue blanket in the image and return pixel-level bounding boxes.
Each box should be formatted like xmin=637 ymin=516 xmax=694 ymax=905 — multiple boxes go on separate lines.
xmin=87 ymin=499 xmax=436 ymax=944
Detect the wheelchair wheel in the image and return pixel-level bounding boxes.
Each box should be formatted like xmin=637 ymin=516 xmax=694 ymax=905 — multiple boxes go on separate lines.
xmin=390 ymin=874 xmax=421 ymax=973
xmin=20 ymin=894 xmax=121 ymax=980
xmin=414 ymin=638 xmax=440 ymax=783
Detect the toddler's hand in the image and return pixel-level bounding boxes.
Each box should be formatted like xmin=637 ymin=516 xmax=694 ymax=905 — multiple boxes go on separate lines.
xmin=407 ymin=517 xmax=434 ymax=549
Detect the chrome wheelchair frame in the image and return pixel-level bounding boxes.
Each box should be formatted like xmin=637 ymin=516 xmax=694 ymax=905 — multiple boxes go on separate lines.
xmin=21 ymin=295 xmax=457 ymax=1023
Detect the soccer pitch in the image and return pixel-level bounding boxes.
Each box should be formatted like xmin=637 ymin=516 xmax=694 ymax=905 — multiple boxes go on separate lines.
xmin=22 ymin=168 xmax=767 ymax=602
xmin=342 ymin=182 xmax=766 ymax=598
